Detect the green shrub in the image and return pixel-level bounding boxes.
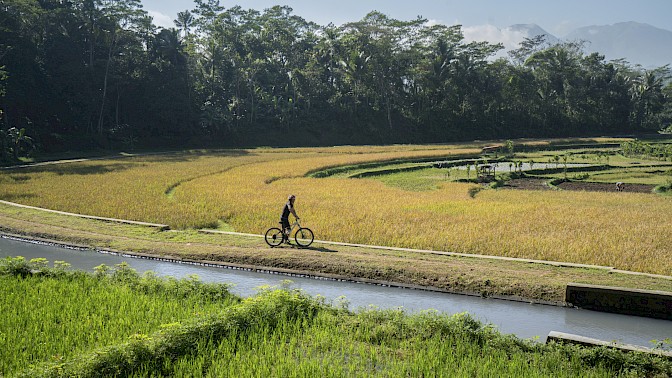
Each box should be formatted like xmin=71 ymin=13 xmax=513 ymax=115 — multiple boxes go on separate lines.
xmin=0 ymin=256 xmax=33 ymax=276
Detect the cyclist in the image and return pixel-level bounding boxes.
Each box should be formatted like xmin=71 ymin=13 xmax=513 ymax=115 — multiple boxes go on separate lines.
xmin=280 ymin=194 xmax=299 ymax=244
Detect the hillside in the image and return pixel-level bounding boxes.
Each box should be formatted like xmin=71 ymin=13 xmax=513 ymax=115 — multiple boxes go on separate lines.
xmin=504 ymin=21 xmax=672 ymax=68
xmin=565 ymin=21 xmax=672 ymax=67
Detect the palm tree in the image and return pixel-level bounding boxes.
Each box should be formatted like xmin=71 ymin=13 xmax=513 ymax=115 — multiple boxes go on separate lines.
xmin=630 ymin=70 xmax=666 ymax=130
xmin=174 ymin=10 xmax=193 ymax=38
xmin=154 ymin=28 xmax=185 ymax=66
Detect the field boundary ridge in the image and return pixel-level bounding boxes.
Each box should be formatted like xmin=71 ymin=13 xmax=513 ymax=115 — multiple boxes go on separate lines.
xmin=0 ymin=200 xmax=170 ymax=230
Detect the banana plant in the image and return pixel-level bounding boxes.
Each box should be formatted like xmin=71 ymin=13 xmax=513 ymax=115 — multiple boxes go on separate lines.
xmin=0 ymin=127 xmax=33 ymax=161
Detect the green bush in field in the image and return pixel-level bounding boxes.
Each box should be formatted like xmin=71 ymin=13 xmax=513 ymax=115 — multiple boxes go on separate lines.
xmin=655 ymin=178 xmax=672 ymax=194
xmin=0 ymin=255 xmax=39 ymax=276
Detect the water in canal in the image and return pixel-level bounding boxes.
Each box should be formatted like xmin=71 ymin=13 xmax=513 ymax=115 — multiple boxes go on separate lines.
xmin=1 ymin=236 xmax=669 ymax=348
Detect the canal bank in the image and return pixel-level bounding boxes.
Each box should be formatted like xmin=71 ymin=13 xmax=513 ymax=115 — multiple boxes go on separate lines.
xmin=1 ymin=235 xmax=671 ymax=349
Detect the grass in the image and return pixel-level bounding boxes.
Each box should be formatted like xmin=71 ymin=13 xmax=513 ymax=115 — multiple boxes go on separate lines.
xmin=151 ymin=309 xmax=671 ymax=378
xmin=0 ymin=257 xmax=238 ymax=376
xmin=131 ymin=310 xmax=624 ymax=378
xmin=3 ymin=261 xmax=668 ymax=378
xmin=372 ymin=167 xmax=472 ymax=191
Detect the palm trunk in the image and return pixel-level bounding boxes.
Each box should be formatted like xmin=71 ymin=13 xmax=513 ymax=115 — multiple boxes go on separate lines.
xmin=115 ymin=85 xmax=121 ymax=127
xmin=387 ymin=95 xmax=392 ymax=129
xmin=97 ymin=30 xmax=117 ymax=137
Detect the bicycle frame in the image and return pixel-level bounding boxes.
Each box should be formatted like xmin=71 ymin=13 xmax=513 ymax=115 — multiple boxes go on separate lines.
xmin=283 ymin=219 xmax=303 ymax=237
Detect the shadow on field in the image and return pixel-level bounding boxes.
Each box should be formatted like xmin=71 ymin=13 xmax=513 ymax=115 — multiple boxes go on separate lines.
xmin=1 ymin=192 xmax=37 ymax=201
xmin=14 ymin=150 xmax=253 ymax=176
xmin=278 ymin=244 xmax=338 ymax=253
xmin=9 ymin=174 xmax=31 ymax=182
xmin=22 ymin=162 xmax=137 ymax=176
xmin=140 ymin=149 xmax=251 ymax=163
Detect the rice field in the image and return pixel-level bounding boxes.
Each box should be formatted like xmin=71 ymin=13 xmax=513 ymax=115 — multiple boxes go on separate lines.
xmin=0 ymin=143 xmax=670 ymax=275
xmin=0 ymin=257 xmax=238 ymax=376
xmin=4 ymin=260 xmax=669 ymax=377
xmin=128 ymin=308 xmax=653 ymax=378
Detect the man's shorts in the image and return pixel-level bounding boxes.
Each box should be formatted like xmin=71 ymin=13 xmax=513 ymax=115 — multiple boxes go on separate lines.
xmin=280 ymin=218 xmax=290 ymax=230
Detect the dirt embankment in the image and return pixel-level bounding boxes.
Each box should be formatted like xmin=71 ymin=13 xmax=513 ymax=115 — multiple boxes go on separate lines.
xmin=502 ymin=178 xmax=656 ymax=193
xmin=556 ymin=181 xmax=656 ymax=193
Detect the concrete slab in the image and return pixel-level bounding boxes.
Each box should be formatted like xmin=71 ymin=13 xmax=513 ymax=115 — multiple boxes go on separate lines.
xmin=566 ymin=283 xmax=672 ymax=320
xmin=547 ymin=331 xmax=672 ymax=358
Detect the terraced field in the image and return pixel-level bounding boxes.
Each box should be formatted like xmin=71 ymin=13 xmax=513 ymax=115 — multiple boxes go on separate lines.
xmin=0 ymin=140 xmax=671 ymax=275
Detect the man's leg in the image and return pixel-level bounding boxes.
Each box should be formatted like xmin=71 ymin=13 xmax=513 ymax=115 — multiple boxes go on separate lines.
xmin=281 ymin=219 xmax=290 ymax=241
xmin=284 ymin=227 xmax=292 ymax=243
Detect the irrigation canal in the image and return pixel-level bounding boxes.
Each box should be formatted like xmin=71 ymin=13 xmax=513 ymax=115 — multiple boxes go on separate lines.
xmin=1 ymin=236 xmax=670 ymax=348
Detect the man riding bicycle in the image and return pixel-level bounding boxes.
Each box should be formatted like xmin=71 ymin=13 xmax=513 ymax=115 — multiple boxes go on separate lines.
xmin=280 ymin=194 xmax=299 ymax=244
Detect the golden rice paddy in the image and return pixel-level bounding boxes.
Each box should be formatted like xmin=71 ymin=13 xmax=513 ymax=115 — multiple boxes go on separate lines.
xmin=0 ymin=144 xmax=670 ymax=275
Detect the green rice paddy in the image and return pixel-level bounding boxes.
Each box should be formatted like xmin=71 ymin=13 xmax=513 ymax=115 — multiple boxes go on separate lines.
xmin=2 ymin=257 xmax=670 ymax=377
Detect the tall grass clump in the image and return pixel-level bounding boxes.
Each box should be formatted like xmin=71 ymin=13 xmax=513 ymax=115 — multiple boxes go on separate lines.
xmin=0 ymin=256 xmax=238 ymax=376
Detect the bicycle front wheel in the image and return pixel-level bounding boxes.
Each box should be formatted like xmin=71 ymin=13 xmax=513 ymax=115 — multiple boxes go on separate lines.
xmin=294 ymin=227 xmax=314 ymax=247
xmin=265 ymin=227 xmax=284 ymax=247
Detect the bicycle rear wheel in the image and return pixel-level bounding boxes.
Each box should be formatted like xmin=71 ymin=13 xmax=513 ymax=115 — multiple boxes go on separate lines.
xmin=294 ymin=227 xmax=314 ymax=247
xmin=265 ymin=227 xmax=284 ymax=247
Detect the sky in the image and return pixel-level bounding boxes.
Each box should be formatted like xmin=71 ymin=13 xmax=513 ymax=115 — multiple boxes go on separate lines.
xmin=142 ymin=0 xmax=672 ymax=50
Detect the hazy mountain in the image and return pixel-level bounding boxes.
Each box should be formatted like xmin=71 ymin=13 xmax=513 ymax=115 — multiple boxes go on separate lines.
xmin=495 ymin=22 xmax=672 ymax=68
xmin=564 ymin=22 xmax=672 ymax=68
xmin=504 ymin=24 xmax=560 ymax=45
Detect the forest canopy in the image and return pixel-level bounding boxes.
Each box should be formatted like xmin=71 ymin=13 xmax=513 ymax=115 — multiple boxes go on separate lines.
xmin=0 ymin=0 xmax=671 ymax=155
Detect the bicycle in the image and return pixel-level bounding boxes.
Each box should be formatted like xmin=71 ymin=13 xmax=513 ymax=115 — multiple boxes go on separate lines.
xmin=265 ymin=219 xmax=314 ymax=248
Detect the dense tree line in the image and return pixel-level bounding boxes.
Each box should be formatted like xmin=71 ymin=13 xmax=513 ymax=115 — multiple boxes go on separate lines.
xmin=1 ymin=0 xmax=671 ymax=156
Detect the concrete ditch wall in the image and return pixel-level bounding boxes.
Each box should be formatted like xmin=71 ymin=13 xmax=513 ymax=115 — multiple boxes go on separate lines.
xmin=547 ymin=331 xmax=672 ymax=358
xmin=566 ymin=283 xmax=672 ymax=320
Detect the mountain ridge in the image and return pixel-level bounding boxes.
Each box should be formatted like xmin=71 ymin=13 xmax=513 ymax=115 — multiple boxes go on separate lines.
xmin=502 ymin=21 xmax=672 ymax=68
